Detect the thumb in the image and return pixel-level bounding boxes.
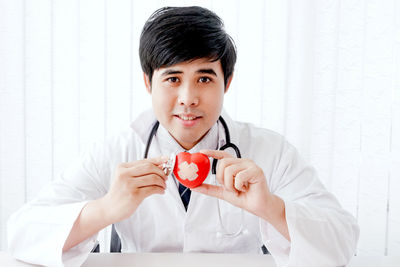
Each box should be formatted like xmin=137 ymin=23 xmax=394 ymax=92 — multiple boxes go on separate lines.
xmin=192 ymin=184 xmax=225 ymax=200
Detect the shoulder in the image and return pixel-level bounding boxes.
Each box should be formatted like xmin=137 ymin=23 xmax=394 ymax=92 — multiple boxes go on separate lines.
xmin=92 ymin=109 xmax=156 ymax=162
xmin=234 ymin=121 xmax=285 ymax=144
xmin=229 ymin=120 xmax=301 ymax=188
xmin=87 ymin=125 xmax=147 ymax=169
xmin=220 ymin=110 xmax=287 ymax=154
xmin=230 ymin=120 xmax=287 ymax=158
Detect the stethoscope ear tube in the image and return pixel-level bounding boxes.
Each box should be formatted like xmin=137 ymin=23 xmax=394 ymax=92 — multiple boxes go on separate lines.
xmin=144 ymin=121 xmax=160 ymax=159
xmin=143 ymin=116 xmax=246 ymax=238
xmin=144 ymin=116 xmax=242 ymax=175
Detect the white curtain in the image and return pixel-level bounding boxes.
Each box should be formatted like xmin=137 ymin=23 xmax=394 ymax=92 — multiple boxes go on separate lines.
xmin=0 ymin=0 xmax=399 ymax=256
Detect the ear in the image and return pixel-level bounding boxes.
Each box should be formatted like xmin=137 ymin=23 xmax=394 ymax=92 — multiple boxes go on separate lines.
xmin=143 ymin=73 xmax=151 ymax=94
xmin=224 ymin=73 xmax=234 ymax=93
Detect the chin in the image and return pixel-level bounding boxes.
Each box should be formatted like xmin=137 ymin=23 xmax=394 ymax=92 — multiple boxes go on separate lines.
xmin=180 ymin=136 xmax=202 ymax=149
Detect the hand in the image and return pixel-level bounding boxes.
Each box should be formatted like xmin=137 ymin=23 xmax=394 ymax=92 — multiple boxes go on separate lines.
xmin=101 ymin=156 xmax=168 ymax=223
xmin=192 ymin=149 xmax=281 ymax=222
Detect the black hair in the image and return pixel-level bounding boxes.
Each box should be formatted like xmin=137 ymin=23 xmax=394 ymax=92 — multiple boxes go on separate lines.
xmin=139 ymin=6 xmax=237 ymax=87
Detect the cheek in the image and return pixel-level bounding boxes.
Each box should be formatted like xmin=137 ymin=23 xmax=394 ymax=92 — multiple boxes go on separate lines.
xmin=206 ymin=90 xmax=224 ymax=109
xmin=152 ymin=90 xmax=176 ymax=113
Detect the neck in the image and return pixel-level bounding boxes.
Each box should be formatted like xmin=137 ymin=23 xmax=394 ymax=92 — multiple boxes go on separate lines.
xmin=174 ymin=130 xmax=212 ymax=151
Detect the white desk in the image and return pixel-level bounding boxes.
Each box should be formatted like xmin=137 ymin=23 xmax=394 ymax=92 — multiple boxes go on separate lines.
xmin=0 ymin=252 xmax=276 ymax=267
xmin=1 ymin=251 xmax=399 ymax=267
xmin=82 ymin=253 xmax=276 ymax=267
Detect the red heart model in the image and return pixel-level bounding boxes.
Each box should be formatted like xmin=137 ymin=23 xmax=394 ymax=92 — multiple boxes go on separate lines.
xmin=173 ymin=152 xmax=210 ymax=188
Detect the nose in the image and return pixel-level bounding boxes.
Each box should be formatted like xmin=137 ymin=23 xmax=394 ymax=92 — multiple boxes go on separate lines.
xmin=178 ymin=84 xmax=199 ymax=107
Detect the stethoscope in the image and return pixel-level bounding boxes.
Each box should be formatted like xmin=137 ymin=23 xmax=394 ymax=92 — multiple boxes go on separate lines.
xmin=143 ymin=116 xmax=245 ymax=237
xmin=143 ymin=116 xmax=241 ymax=171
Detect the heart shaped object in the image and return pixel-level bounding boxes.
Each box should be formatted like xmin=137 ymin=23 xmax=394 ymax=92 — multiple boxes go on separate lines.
xmin=173 ymin=152 xmax=210 ymax=188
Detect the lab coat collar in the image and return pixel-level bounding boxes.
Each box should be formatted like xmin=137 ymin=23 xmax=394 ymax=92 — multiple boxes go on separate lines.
xmin=156 ymin=122 xmax=219 ymax=154
xmin=130 ymin=109 xmax=157 ymax=145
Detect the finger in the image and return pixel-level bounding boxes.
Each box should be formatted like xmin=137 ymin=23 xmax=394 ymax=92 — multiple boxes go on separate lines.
xmin=139 ymin=185 xmax=166 ymax=198
xmin=124 ymin=162 xmax=167 ymax=180
xmin=130 ymin=174 xmax=167 ymax=189
xmin=121 ymin=156 xmax=169 ymax=168
xmin=192 ymin=184 xmax=224 ymax=200
xmin=199 ymin=149 xmax=234 ymax=160
xmin=216 ymin=158 xmax=241 ymax=186
xmin=223 ymin=162 xmax=248 ymax=193
xmin=234 ymin=167 xmax=259 ymax=192
xmin=146 ymin=155 xmax=169 ymax=165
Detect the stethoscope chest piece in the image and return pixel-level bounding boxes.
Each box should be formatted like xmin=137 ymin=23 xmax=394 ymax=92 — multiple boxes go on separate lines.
xmin=162 ymin=153 xmax=176 ymax=176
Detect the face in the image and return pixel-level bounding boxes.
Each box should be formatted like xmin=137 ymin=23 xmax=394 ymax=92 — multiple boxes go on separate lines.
xmin=144 ymin=58 xmax=232 ymax=150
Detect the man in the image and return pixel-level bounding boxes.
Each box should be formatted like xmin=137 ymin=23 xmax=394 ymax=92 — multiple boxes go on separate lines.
xmin=8 ymin=6 xmax=359 ymax=267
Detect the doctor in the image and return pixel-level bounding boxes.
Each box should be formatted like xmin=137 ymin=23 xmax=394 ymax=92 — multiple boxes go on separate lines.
xmin=7 ymin=6 xmax=359 ymax=267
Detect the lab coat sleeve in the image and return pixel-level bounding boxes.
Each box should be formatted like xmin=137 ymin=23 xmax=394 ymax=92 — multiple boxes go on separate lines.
xmin=259 ymin=140 xmax=359 ymax=267
xmin=7 ymin=141 xmax=110 ymax=267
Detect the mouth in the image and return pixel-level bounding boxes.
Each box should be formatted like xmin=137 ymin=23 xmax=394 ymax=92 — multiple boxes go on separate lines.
xmin=176 ymin=114 xmax=200 ymax=120
xmin=174 ymin=114 xmax=202 ymax=126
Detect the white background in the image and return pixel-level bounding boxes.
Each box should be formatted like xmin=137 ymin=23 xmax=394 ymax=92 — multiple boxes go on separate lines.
xmin=1 ymin=0 xmax=399 ymax=256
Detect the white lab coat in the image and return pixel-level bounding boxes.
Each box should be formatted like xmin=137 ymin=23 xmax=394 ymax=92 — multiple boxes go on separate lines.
xmin=7 ymin=110 xmax=359 ymax=267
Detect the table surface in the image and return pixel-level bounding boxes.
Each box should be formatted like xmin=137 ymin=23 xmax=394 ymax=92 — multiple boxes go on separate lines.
xmin=1 ymin=251 xmax=399 ymax=267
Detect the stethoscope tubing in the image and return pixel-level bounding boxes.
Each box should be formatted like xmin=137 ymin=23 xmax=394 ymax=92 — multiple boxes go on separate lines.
xmin=143 ymin=115 xmax=245 ymax=238
xmin=143 ymin=116 xmax=242 ymax=163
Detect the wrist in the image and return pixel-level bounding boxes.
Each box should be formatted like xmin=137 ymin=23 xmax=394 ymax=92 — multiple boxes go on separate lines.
xmin=261 ymin=194 xmax=286 ymax=224
xmin=94 ymin=196 xmax=116 ymax=226
xmin=254 ymin=194 xmax=290 ymax=241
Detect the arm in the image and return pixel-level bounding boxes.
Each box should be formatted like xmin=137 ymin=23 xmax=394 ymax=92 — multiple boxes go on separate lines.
xmin=62 ymin=157 xmax=168 ymax=252
xmin=62 ymin=197 xmax=110 ymax=252
xmin=7 ymin=142 xmax=109 ymax=267
xmin=7 ymin=137 xmax=167 ymax=266
xmin=193 ymin=144 xmax=359 ymax=267
xmin=262 ymin=141 xmax=359 ymax=266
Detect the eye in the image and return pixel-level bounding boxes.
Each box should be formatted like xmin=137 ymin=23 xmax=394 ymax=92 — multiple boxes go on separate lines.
xmin=199 ymin=77 xmax=211 ymax=83
xmin=167 ymin=77 xmax=180 ymax=83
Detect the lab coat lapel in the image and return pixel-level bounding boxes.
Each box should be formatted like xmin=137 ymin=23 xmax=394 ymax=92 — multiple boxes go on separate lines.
xmin=154 ymin=121 xmax=220 ymax=214
xmin=166 ymin=174 xmax=187 ymax=212
xmin=152 ymin=125 xmax=188 ymax=211
xmin=130 ymin=109 xmax=157 ymax=147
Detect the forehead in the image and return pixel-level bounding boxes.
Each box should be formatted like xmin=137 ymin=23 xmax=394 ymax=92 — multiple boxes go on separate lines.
xmin=154 ymin=58 xmax=223 ymax=76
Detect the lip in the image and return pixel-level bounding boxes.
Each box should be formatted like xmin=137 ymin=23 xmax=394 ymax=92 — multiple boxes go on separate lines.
xmin=174 ymin=114 xmax=202 ymax=127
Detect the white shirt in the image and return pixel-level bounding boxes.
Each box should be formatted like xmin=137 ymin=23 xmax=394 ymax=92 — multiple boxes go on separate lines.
xmin=7 ymin=110 xmax=359 ymax=267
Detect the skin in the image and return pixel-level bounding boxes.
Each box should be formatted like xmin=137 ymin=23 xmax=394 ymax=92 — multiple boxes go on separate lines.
xmin=144 ymin=58 xmax=231 ymax=150
xmin=62 ymin=58 xmax=289 ymax=252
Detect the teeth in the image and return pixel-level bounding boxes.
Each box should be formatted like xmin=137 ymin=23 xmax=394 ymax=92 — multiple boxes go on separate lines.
xmin=179 ymin=115 xmax=196 ymax=121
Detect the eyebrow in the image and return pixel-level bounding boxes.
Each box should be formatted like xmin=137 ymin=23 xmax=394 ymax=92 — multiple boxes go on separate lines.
xmin=161 ymin=70 xmax=183 ymax=76
xmin=160 ymin=68 xmax=218 ymax=77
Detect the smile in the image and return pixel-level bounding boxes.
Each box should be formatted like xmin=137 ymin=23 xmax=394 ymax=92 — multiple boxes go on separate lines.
xmin=174 ymin=114 xmax=202 ymax=126
xmin=178 ymin=115 xmax=198 ymax=121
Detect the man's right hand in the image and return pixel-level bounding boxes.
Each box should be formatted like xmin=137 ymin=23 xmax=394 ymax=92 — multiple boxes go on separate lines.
xmin=63 ymin=156 xmax=168 ymax=252
xmin=101 ymin=156 xmax=168 ymax=223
